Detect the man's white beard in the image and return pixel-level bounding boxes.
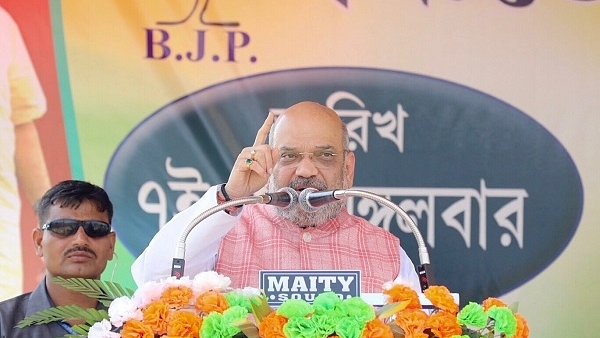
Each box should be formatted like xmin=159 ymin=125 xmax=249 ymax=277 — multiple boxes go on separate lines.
xmin=269 ymin=175 xmax=347 ymax=228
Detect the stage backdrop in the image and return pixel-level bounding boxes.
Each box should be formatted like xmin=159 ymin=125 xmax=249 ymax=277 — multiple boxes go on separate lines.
xmin=2 ymin=1 xmax=599 ymax=336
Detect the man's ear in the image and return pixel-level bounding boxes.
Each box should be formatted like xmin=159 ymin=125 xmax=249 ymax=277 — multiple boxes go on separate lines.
xmin=32 ymin=228 xmax=44 ymax=258
xmin=108 ymin=232 xmax=117 ymax=260
xmin=344 ymin=151 xmax=356 ymax=186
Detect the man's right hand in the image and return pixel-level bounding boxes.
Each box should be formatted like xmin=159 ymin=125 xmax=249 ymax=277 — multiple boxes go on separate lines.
xmin=222 ymin=111 xmax=278 ymax=199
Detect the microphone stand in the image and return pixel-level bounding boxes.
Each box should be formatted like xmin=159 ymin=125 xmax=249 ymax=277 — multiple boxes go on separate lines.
xmin=326 ymin=189 xmax=434 ymax=291
xmin=171 ymin=195 xmax=271 ymax=278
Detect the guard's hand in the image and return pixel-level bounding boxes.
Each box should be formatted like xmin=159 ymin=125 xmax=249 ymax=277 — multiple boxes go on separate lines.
xmin=223 ymin=111 xmax=278 ymax=199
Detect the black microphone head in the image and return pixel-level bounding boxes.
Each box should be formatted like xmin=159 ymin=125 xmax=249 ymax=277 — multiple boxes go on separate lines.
xmin=299 ymin=188 xmax=319 ymax=213
xmin=276 ymin=186 xmax=298 ymax=211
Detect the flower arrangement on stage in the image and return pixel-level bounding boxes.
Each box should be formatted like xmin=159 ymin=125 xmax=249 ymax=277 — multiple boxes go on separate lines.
xmin=17 ymin=271 xmax=529 ymax=338
xmin=380 ymin=282 xmax=529 ymax=338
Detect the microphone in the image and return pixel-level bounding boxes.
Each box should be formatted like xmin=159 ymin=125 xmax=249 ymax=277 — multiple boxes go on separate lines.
xmin=299 ymin=188 xmax=344 ymax=212
xmin=262 ymin=186 xmax=298 ymax=210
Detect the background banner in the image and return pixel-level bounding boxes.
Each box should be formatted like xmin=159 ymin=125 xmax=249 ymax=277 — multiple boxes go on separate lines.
xmin=0 ymin=0 xmax=70 ymax=297
xmin=1 ymin=1 xmax=598 ymax=336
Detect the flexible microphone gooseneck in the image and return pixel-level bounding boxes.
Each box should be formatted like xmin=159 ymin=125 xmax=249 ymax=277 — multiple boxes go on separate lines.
xmin=171 ymin=187 xmax=298 ymax=278
xmin=299 ymin=188 xmax=433 ymax=292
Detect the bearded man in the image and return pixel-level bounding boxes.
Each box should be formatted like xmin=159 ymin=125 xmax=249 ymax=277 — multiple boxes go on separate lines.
xmin=132 ymin=101 xmax=420 ymax=293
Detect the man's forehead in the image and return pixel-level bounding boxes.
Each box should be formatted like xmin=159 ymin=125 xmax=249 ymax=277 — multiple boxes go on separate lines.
xmin=45 ymin=201 xmax=108 ymax=219
xmin=277 ymin=144 xmax=337 ymax=151
xmin=273 ymin=121 xmax=343 ymax=148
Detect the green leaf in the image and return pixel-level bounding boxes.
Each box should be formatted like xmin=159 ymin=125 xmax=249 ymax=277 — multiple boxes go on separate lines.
xmin=71 ymin=324 xmax=92 ymax=335
xmin=247 ymin=293 xmax=274 ymax=326
xmin=16 ymin=305 xmax=108 ymax=329
xmin=461 ymin=326 xmax=485 ymax=338
xmin=236 ymin=318 xmax=261 ymax=338
xmin=377 ymin=300 xmax=411 ymax=320
xmin=387 ymin=321 xmax=406 ymax=338
xmin=51 ymin=277 xmax=134 ymax=306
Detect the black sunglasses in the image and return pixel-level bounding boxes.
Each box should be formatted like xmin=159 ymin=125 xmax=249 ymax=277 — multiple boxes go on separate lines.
xmin=41 ymin=219 xmax=112 ymax=238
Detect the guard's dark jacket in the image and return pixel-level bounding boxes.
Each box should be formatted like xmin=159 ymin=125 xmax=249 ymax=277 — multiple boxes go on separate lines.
xmin=0 ymin=278 xmax=101 ymax=338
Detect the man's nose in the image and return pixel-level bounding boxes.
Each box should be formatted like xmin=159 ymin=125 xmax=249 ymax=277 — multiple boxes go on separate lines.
xmin=295 ymin=153 xmax=319 ymax=177
xmin=71 ymin=226 xmax=91 ymax=242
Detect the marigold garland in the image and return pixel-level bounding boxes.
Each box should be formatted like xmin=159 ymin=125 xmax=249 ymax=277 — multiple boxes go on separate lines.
xmin=17 ymin=271 xmax=530 ymax=338
xmin=99 ymin=276 xmax=531 ymax=338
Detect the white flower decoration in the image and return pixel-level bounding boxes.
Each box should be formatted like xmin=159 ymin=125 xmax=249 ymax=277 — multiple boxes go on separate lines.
xmin=191 ymin=271 xmax=232 ymax=294
xmin=108 ymin=296 xmax=142 ymax=327
xmin=87 ymin=319 xmax=119 ymax=338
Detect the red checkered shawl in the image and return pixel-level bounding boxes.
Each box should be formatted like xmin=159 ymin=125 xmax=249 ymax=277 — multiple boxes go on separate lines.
xmin=215 ymin=204 xmax=400 ymax=292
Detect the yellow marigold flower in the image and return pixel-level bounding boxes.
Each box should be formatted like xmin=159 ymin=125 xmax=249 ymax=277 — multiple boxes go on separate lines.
xmin=424 ymin=286 xmax=459 ymax=314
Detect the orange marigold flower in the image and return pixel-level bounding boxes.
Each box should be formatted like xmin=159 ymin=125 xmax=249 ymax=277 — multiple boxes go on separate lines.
xmin=167 ymin=309 xmax=203 ymax=338
xmin=424 ymin=286 xmax=458 ymax=314
xmin=395 ymin=308 xmax=428 ymax=336
xmin=383 ymin=284 xmax=421 ymax=309
xmin=482 ymin=297 xmax=507 ymax=311
xmin=142 ymin=300 xmax=170 ymax=335
xmin=258 ymin=312 xmax=288 ymax=338
xmin=426 ymin=311 xmax=462 ymax=338
xmin=121 ymin=319 xmax=154 ymax=338
xmin=513 ymin=313 xmax=530 ymax=338
xmin=161 ymin=286 xmax=194 ymax=309
xmin=194 ymin=290 xmax=230 ymax=314
xmin=404 ymin=333 xmax=429 ymax=338
xmin=362 ymin=318 xmax=394 ymax=338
